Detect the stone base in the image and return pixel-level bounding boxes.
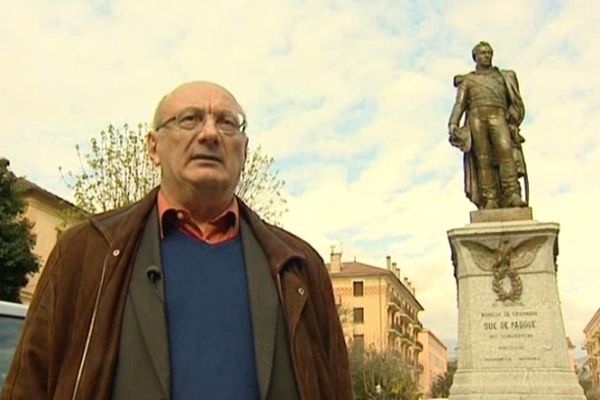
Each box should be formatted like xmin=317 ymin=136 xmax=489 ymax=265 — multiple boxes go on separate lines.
xmin=450 ymin=369 xmax=585 ymax=399
xmin=447 ymin=218 xmax=584 ymax=399
xmin=470 ymin=207 xmax=532 ymax=223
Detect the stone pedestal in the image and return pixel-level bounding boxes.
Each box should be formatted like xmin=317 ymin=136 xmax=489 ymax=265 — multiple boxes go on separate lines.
xmin=447 ymin=210 xmax=584 ymax=399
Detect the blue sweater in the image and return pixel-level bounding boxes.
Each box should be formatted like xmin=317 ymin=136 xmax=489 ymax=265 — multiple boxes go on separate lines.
xmin=161 ymin=230 xmax=260 ymax=400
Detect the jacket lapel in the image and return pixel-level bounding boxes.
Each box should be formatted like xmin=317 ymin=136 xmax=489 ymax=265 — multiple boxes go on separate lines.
xmin=238 ymin=201 xmax=305 ymax=275
xmin=239 ymin=203 xmax=309 ymax=400
xmin=241 ymin=220 xmax=278 ymax=400
xmin=127 ymin=206 xmax=170 ymax=396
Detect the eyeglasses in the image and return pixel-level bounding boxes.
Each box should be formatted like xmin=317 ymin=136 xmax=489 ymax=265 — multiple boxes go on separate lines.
xmin=156 ymin=107 xmax=247 ymax=135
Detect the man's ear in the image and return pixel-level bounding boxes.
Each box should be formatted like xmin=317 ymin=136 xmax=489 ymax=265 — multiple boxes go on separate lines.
xmin=147 ymin=130 xmax=161 ymax=166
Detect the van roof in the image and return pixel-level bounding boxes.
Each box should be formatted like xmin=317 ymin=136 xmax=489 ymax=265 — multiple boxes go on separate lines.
xmin=0 ymin=301 xmax=28 ymax=318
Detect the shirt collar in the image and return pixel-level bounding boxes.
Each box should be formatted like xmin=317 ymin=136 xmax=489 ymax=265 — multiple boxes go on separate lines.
xmin=156 ymin=190 xmax=240 ymax=243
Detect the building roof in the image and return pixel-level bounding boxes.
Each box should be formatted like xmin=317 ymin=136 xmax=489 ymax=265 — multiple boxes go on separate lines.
xmin=420 ymin=328 xmax=448 ymax=351
xmin=327 ymin=260 xmax=424 ymax=311
xmin=328 ymin=261 xmax=387 ymax=276
xmin=15 ymin=178 xmax=77 ymax=210
xmin=584 ymin=305 xmax=600 ymax=334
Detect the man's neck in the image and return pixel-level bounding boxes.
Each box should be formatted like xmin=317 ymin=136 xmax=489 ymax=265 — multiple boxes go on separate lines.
xmin=160 ymin=185 xmax=234 ymax=224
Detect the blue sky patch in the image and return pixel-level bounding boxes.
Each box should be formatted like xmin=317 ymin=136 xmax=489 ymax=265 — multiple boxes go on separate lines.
xmin=334 ymin=98 xmax=377 ymax=135
xmin=90 ymin=0 xmax=112 ymax=17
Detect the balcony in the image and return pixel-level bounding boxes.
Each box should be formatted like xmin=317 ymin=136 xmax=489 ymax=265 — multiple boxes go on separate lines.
xmin=388 ymin=323 xmax=402 ymax=336
xmin=400 ymin=312 xmax=415 ymax=324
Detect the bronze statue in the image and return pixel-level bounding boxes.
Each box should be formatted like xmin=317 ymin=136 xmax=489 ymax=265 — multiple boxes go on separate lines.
xmin=448 ymin=41 xmax=528 ymax=209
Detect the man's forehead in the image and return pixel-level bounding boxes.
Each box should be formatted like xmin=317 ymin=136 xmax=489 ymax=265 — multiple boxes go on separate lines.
xmin=160 ymin=82 xmax=242 ymax=114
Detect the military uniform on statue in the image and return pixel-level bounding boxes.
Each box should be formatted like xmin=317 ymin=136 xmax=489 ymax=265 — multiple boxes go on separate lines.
xmin=448 ymin=41 xmax=528 ymax=210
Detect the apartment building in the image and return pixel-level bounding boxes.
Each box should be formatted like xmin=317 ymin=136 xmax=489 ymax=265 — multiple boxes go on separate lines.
xmin=584 ymin=306 xmax=600 ymax=396
xmin=418 ymin=329 xmax=448 ymax=398
xmin=327 ymin=251 xmax=424 ymax=372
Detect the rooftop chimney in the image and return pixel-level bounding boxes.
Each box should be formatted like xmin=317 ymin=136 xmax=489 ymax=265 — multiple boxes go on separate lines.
xmin=386 ymin=255 xmax=392 ymax=271
xmin=392 ymin=262 xmax=399 ymax=278
xmin=330 ymin=250 xmax=342 ymax=273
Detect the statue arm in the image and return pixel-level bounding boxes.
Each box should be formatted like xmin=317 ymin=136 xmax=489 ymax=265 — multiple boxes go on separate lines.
xmin=449 ymin=76 xmax=467 ymax=133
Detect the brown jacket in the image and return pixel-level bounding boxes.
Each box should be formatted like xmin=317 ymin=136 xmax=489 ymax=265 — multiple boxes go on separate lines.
xmin=1 ymin=188 xmax=352 ymax=400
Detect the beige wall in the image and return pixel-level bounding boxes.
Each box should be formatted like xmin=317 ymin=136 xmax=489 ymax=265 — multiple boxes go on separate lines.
xmin=418 ymin=329 xmax=448 ymax=398
xmin=20 ymin=190 xmax=76 ymax=303
xmin=566 ymin=338 xmax=576 ymax=373
xmin=584 ymin=307 xmax=600 ymax=392
xmin=334 ymin=274 xmax=390 ymax=350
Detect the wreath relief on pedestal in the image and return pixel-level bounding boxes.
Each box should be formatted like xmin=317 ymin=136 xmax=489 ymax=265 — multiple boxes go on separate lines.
xmin=463 ymin=237 xmax=547 ymax=302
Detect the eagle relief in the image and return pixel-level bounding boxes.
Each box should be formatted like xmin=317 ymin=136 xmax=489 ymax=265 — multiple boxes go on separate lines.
xmin=463 ymin=237 xmax=547 ymax=301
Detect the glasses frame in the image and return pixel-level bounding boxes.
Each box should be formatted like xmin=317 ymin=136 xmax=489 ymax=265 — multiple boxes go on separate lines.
xmin=155 ymin=107 xmax=247 ymax=135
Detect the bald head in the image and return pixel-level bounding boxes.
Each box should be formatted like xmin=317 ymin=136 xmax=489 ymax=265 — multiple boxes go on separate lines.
xmin=147 ymin=80 xmax=249 ymax=221
xmin=152 ymin=81 xmax=244 ymax=131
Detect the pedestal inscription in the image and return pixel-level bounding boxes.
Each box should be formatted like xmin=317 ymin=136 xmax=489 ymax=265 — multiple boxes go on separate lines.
xmin=448 ymin=219 xmax=585 ymax=399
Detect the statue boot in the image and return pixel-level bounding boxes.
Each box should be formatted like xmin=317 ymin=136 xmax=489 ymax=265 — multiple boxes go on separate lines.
xmin=478 ymin=167 xmax=499 ymax=209
xmin=499 ymin=161 xmax=527 ymax=208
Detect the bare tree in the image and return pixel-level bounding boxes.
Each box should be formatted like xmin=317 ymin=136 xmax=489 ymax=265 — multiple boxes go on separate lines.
xmin=60 ymin=123 xmax=287 ymax=224
xmin=237 ymin=144 xmax=287 ymax=224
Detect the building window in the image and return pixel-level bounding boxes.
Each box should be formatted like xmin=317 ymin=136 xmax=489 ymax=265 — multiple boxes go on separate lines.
xmin=353 ymin=307 xmax=364 ymax=323
xmin=353 ymin=281 xmax=364 ymax=296
xmin=353 ymin=334 xmax=365 ymax=349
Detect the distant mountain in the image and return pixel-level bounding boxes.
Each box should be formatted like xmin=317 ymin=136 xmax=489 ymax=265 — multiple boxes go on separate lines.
xmin=444 ymin=338 xmax=458 ymax=361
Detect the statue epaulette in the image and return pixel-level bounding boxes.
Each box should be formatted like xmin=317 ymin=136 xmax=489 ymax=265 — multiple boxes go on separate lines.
xmin=453 ymin=74 xmax=466 ymax=87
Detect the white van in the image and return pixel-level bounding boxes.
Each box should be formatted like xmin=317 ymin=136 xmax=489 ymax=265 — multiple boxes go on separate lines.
xmin=0 ymin=301 xmax=27 ymax=390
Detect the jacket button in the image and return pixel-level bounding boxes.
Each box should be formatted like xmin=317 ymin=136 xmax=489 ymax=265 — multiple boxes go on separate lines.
xmin=298 ymin=287 xmax=305 ymax=296
xmin=112 ymin=249 xmax=121 ymax=256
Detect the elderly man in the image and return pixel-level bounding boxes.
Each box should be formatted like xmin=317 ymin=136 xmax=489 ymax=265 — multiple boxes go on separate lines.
xmin=448 ymin=41 xmax=528 ymax=209
xmin=2 ymin=81 xmax=352 ymax=400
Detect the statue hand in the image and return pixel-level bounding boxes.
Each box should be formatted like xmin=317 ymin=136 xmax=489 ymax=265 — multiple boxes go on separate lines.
xmin=448 ymin=123 xmax=458 ymax=137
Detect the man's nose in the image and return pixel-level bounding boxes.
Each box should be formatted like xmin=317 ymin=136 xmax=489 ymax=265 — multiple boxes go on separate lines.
xmin=195 ymin=117 xmax=220 ymax=143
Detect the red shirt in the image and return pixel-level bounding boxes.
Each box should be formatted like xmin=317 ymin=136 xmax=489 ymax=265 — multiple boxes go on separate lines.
xmin=157 ymin=190 xmax=240 ymax=244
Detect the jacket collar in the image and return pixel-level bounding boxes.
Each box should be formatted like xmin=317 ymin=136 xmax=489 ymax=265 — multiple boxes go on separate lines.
xmin=90 ymin=187 xmax=160 ymax=248
xmin=238 ymin=199 xmax=305 ymax=274
xmin=89 ymin=186 xmax=306 ymax=274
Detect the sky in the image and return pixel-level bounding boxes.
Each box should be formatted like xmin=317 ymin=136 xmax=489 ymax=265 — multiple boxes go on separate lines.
xmin=2 ymin=0 xmax=599 ymax=358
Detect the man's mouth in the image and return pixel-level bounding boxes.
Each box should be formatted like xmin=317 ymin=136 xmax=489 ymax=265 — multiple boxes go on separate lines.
xmin=190 ymin=154 xmax=222 ymax=163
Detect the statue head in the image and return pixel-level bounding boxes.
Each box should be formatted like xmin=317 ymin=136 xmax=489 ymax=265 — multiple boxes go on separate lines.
xmin=472 ymin=41 xmax=494 ymax=68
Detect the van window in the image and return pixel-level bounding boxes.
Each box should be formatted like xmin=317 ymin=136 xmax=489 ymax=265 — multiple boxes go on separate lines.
xmin=0 ymin=315 xmax=25 ymax=388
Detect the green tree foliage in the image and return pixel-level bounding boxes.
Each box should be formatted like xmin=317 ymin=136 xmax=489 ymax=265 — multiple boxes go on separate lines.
xmin=60 ymin=123 xmax=287 ymax=224
xmin=430 ymin=362 xmax=456 ymax=398
xmin=0 ymin=159 xmax=40 ymax=302
xmin=348 ymin=341 xmax=421 ymax=400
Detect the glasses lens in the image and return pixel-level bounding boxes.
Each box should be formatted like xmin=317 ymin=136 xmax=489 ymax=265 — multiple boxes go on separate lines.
xmin=171 ymin=108 xmax=246 ymax=135
xmin=216 ymin=112 xmax=245 ymax=135
xmin=176 ymin=108 xmax=204 ymax=130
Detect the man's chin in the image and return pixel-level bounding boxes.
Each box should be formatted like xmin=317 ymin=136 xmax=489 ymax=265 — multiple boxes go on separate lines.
xmin=184 ymin=173 xmax=229 ymax=191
